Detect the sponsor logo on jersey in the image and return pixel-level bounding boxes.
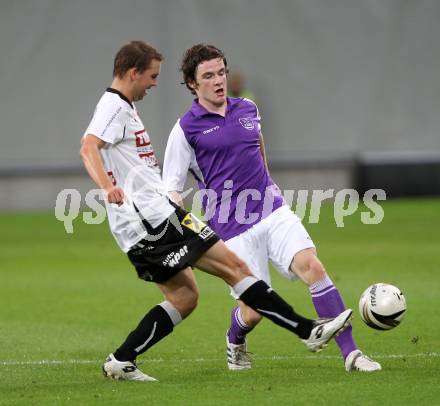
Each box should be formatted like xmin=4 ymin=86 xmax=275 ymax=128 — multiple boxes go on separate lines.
xmin=202 ymin=125 xmax=220 ymax=135
xmin=181 ymin=213 xmax=214 ymax=240
xmin=239 ymin=117 xmax=255 ymax=130
xmin=199 ymin=226 xmax=214 ymax=240
xmin=162 ymin=245 xmax=189 ymax=268
xmin=181 ymin=213 xmax=205 ymax=233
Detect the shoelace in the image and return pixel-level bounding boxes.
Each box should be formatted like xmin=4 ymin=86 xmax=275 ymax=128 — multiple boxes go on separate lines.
xmin=237 ymin=350 xmax=253 ymax=363
xmin=358 ymin=355 xmax=374 ymax=363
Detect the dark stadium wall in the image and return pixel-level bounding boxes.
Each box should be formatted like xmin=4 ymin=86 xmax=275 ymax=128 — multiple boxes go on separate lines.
xmin=1 ymin=1 xmax=440 ymax=209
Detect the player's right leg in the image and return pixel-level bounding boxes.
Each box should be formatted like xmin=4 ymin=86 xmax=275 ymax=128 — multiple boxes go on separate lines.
xmin=193 ymin=240 xmax=352 ymax=350
xmin=225 ymin=303 xmax=261 ymax=370
xmin=224 ymin=231 xmax=265 ymax=369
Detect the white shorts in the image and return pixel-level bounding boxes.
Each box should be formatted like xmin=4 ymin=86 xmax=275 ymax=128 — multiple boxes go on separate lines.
xmin=226 ymin=205 xmax=315 ymax=298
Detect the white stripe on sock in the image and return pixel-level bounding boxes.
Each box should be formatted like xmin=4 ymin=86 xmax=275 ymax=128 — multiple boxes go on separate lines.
xmin=159 ymin=300 xmax=183 ymax=326
xmin=311 ymin=286 xmax=336 ymax=297
xmin=257 ymin=309 xmax=298 ymax=328
xmin=232 ymin=276 xmax=259 ymax=297
xmin=236 ymin=308 xmax=250 ymax=330
xmin=134 ymin=322 xmax=157 ymax=353
xmin=309 ymin=275 xmax=334 ymax=294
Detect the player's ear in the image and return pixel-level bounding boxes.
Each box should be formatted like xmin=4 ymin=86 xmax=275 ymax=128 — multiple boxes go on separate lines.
xmin=128 ymin=67 xmax=138 ymax=81
xmin=188 ymin=80 xmax=197 ymax=91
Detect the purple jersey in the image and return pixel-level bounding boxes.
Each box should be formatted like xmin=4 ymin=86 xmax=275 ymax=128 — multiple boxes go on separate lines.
xmin=163 ymin=97 xmax=284 ymax=241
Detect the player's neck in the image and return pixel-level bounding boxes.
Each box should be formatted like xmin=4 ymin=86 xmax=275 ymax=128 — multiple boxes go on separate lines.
xmin=110 ymin=78 xmax=134 ymax=103
xmin=198 ymin=98 xmax=227 ymax=117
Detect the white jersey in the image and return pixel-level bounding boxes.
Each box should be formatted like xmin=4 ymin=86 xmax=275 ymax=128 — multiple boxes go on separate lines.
xmin=83 ymin=88 xmax=175 ymax=252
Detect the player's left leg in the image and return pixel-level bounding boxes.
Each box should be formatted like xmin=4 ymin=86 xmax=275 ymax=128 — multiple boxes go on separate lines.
xmin=103 ymin=267 xmax=198 ymax=381
xmin=267 ymin=205 xmax=381 ymax=372
xmin=291 ymin=249 xmax=381 ymax=372
xmin=291 ymin=248 xmax=357 ymax=359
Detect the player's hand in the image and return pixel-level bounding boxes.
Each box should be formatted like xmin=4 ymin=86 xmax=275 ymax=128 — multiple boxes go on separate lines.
xmin=105 ymin=186 xmax=125 ymax=206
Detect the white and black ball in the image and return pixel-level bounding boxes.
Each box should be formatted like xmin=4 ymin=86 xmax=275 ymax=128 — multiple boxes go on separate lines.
xmin=359 ymin=283 xmax=406 ymax=330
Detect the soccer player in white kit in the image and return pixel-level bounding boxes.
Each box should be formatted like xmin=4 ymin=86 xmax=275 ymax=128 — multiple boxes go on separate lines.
xmin=80 ymin=41 xmax=352 ymax=382
xmin=163 ymin=44 xmax=381 ymax=372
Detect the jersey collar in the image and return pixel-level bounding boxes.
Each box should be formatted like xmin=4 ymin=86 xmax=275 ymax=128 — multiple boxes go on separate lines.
xmin=106 ymin=88 xmax=134 ymax=109
xmin=190 ymin=97 xmax=241 ymax=117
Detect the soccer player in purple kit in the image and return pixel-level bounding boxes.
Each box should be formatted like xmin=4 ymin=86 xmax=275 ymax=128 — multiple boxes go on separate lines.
xmin=163 ymin=44 xmax=381 ymax=372
xmin=80 ymin=41 xmax=352 ymax=382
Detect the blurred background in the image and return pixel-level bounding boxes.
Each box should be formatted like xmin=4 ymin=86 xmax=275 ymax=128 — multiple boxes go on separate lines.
xmin=1 ymin=0 xmax=439 ymax=210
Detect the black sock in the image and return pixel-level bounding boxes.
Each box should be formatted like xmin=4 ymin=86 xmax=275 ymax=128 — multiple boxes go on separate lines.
xmin=114 ymin=305 xmax=175 ymax=361
xmin=237 ymin=278 xmax=314 ymax=339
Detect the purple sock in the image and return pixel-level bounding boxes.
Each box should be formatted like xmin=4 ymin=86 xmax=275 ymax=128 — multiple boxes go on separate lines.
xmin=227 ymin=306 xmax=253 ymax=344
xmin=310 ymin=276 xmax=357 ymax=360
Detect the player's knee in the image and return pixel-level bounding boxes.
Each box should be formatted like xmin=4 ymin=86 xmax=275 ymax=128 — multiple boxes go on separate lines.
xmin=305 ymin=257 xmax=326 ymax=284
xmin=217 ymin=249 xmax=253 ymax=286
xmin=234 ymin=257 xmax=253 ymax=279
xmin=179 ymin=298 xmax=198 ymax=319
xmin=310 ymin=256 xmax=325 ymax=273
xmin=293 ymin=252 xmax=326 ymax=285
xmin=167 ymin=288 xmax=198 ymax=318
xmin=185 ymin=300 xmax=198 ymax=316
xmin=184 ymin=287 xmax=199 ymax=315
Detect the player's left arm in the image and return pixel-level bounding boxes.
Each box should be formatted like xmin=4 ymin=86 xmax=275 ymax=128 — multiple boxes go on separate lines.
xmin=258 ymin=132 xmax=269 ymax=172
xmin=163 ymin=120 xmax=193 ymax=208
xmin=246 ymin=97 xmax=269 ymax=172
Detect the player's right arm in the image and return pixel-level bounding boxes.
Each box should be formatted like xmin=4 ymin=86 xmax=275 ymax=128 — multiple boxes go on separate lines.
xmin=80 ymin=135 xmax=124 ymax=206
xmin=163 ymin=120 xmax=193 ymax=208
xmin=81 ymin=99 xmax=127 ymax=206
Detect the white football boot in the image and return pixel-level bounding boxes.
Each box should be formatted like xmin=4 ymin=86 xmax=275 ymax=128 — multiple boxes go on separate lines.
xmin=345 ymin=350 xmax=382 ymax=372
xmin=102 ymin=353 xmax=158 ymax=382
xmin=302 ymin=309 xmax=353 ymax=352
xmin=226 ymin=335 xmax=252 ymax=370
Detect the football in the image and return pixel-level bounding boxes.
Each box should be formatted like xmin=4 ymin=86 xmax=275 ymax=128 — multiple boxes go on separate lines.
xmin=359 ymin=283 xmax=406 ymax=330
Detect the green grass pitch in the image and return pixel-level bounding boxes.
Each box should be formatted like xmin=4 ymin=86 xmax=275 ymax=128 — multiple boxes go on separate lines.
xmin=1 ymin=198 xmax=439 ymax=405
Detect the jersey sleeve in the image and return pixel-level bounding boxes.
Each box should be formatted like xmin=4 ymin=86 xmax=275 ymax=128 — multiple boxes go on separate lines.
xmin=163 ymin=120 xmax=194 ymax=192
xmin=84 ymin=101 xmax=127 ymax=144
xmin=243 ymin=97 xmax=262 ymax=132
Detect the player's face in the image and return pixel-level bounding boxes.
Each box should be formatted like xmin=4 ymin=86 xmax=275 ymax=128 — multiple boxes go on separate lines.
xmin=132 ymin=59 xmax=161 ymax=101
xmin=192 ymin=58 xmax=227 ymax=108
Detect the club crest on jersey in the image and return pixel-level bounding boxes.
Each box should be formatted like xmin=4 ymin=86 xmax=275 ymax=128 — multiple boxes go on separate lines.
xmin=181 ymin=213 xmax=205 ymax=233
xmin=239 ymin=117 xmax=255 ymax=130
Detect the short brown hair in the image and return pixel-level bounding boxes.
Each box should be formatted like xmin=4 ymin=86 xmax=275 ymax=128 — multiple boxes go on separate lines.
xmin=113 ymin=41 xmax=163 ymax=78
xmin=180 ymin=44 xmax=227 ymax=95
